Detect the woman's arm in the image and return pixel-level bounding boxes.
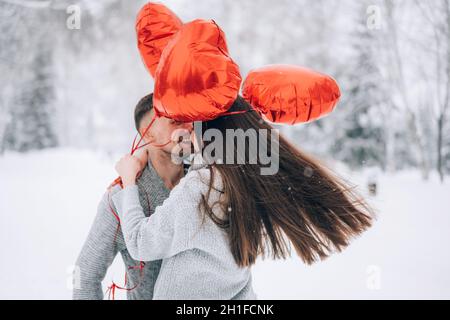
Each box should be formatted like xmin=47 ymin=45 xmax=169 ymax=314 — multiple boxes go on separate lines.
xmin=111 ymin=173 xmax=202 ymax=261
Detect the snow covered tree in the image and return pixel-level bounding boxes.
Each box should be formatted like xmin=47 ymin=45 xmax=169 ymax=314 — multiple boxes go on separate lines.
xmin=333 ymin=1 xmax=387 ymax=169
xmin=4 ymin=49 xmax=58 ymax=152
xmin=413 ymin=0 xmax=450 ymax=181
xmin=1 ymin=2 xmax=58 ymax=152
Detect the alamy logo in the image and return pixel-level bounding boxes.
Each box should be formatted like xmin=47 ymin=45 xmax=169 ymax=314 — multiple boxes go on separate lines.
xmin=171 ymin=121 xmax=279 ymax=175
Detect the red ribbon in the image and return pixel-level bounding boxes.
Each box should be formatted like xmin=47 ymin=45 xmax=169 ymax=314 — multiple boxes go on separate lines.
xmin=106 ymin=117 xmax=157 ymax=299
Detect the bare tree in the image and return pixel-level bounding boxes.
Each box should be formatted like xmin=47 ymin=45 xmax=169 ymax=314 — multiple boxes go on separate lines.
xmin=382 ymin=0 xmax=433 ymax=179
xmin=413 ymin=0 xmax=450 ymax=182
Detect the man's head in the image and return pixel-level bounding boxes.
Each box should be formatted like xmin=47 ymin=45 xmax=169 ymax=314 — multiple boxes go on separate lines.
xmin=134 ymin=93 xmax=193 ymax=157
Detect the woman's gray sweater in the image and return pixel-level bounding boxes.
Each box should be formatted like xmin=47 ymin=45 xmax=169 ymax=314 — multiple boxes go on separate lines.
xmin=111 ymin=164 xmax=256 ymax=300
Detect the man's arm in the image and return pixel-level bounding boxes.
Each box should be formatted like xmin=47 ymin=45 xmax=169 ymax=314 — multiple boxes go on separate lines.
xmin=73 ymin=188 xmax=122 ymax=300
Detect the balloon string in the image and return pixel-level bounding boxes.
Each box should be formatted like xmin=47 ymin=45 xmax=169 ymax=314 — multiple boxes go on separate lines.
xmin=107 ymin=191 xmax=121 ymax=243
xmin=220 ymin=109 xmax=249 ymax=116
xmin=130 ymin=112 xmax=157 ymax=155
xmin=111 ymin=111 xmax=173 ymax=189
xmin=219 ymin=108 xmax=260 ymax=118
xmin=104 ymin=110 xmax=174 ymax=300
xmin=130 ymin=133 xmax=139 ymax=155
xmin=106 ymin=173 xmax=153 ymax=300
xmin=106 ymin=274 xmax=142 ymax=300
xmin=131 ymin=111 xmax=173 ymax=155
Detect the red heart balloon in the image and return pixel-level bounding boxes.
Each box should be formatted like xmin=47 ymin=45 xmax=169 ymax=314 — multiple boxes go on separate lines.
xmin=153 ymin=19 xmax=241 ymax=122
xmin=242 ymin=65 xmax=341 ymax=124
xmin=136 ymin=2 xmax=183 ymax=77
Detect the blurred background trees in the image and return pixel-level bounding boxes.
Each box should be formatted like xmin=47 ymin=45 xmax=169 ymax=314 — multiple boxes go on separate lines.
xmin=0 ymin=0 xmax=449 ymax=180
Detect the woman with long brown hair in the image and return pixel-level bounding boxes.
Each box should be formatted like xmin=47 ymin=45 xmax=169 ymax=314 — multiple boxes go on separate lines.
xmin=198 ymin=95 xmax=373 ymax=267
xmin=113 ymin=94 xmax=373 ymax=299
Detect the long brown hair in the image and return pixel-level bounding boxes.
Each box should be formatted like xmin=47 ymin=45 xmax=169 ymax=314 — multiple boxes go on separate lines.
xmin=199 ymin=95 xmax=374 ymax=267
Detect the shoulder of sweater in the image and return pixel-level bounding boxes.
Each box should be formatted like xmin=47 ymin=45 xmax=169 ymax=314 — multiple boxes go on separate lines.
xmin=167 ymin=168 xmax=225 ymax=223
xmin=181 ymin=166 xmax=223 ymax=193
xmin=91 ymin=185 xmax=124 ymax=229
xmin=104 ymin=184 xmax=123 ymax=199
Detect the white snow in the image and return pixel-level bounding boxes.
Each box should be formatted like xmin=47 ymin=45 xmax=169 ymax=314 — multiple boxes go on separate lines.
xmin=0 ymin=149 xmax=449 ymax=299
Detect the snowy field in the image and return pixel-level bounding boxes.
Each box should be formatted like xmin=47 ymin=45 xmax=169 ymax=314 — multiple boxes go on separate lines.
xmin=0 ymin=148 xmax=449 ymax=300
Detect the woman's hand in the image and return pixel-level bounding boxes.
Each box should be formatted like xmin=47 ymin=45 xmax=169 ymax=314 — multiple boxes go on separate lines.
xmin=115 ymin=151 xmax=147 ymax=188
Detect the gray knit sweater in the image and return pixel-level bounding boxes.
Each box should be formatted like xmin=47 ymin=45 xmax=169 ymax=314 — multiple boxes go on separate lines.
xmin=73 ymin=162 xmax=170 ymax=300
xmin=111 ymin=164 xmax=256 ymax=299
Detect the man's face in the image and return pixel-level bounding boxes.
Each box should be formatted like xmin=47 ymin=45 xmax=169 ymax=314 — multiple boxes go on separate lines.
xmin=139 ymin=110 xmax=193 ymax=158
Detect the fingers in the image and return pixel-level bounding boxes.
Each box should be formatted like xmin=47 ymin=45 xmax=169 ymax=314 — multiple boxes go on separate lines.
xmin=115 ymin=154 xmax=142 ymax=175
xmin=134 ymin=149 xmax=148 ymax=168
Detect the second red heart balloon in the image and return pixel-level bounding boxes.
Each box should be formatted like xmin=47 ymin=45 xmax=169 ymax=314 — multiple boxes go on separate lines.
xmin=242 ymin=65 xmax=341 ymax=124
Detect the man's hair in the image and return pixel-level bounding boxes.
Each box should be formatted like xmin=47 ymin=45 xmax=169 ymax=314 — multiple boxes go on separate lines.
xmin=134 ymin=93 xmax=154 ymax=131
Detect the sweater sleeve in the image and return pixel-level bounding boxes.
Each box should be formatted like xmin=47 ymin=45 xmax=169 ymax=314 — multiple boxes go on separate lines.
xmin=73 ymin=188 xmax=121 ymax=300
xmin=111 ymin=171 xmax=208 ymax=261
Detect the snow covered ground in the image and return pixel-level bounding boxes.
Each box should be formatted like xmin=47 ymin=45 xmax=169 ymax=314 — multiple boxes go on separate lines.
xmin=0 ymin=148 xmax=449 ymax=300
